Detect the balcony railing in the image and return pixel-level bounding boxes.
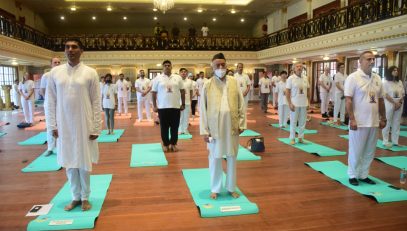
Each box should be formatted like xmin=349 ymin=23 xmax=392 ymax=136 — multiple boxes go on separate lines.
xmin=1 ymin=0 xmax=406 ymax=52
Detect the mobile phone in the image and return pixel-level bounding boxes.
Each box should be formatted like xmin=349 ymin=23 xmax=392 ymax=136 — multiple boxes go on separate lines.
xmin=30 ymin=206 xmax=42 ymax=213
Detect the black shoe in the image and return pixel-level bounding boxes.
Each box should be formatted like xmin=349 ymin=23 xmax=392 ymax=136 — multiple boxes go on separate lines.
xmin=359 ymin=177 xmax=376 ymax=185
xmin=45 ymin=150 xmax=53 ymax=156
xmin=349 ymin=178 xmax=359 ymax=186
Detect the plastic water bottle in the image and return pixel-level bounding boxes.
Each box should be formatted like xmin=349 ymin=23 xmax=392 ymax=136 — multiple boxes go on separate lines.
xmin=401 ymin=168 xmax=406 ymax=184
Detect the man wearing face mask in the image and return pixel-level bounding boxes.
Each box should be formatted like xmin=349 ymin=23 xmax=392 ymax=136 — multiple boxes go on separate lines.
xmin=200 ymin=53 xmax=246 ymax=200
xmin=135 ymin=70 xmax=152 ymax=122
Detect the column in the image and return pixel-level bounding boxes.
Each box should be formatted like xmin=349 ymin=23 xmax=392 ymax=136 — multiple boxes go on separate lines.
xmin=1 ymin=85 xmax=12 ymax=110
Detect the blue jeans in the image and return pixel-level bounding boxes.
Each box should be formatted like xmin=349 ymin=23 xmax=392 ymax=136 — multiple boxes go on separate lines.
xmin=104 ymin=108 xmax=115 ymax=131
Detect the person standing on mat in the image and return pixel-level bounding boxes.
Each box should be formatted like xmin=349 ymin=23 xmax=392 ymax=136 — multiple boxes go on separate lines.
xmin=200 ymin=53 xmax=246 ymax=200
xmin=102 ymin=73 xmax=117 ymax=134
xmin=234 ymin=63 xmax=251 ymax=127
xmin=18 ymin=72 xmax=35 ymax=126
xmin=333 ymin=63 xmax=347 ymax=125
xmin=179 ymin=68 xmax=193 ymax=134
xmin=152 ymin=60 xmax=185 ymax=152
xmin=286 ymin=63 xmax=309 ymax=145
xmin=47 ymin=38 xmax=102 ymax=211
xmin=258 ymin=70 xmax=271 ymax=113
xmin=116 ymin=73 xmax=129 ymax=116
xmin=40 ymin=57 xmax=61 ymax=156
xmin=319 ymin=66 xmax=332 ymax=119
xmin=345 ymin=50 xmax=386 ymax=186
xmin=276 ymin=71 xmax=289 ymax=128
xmin=135 ymin=70 xmax=152 ymax=122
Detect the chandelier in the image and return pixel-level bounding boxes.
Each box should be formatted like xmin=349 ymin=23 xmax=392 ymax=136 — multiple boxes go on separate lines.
xmin=153 ymin=0 xmax=174 ymax=13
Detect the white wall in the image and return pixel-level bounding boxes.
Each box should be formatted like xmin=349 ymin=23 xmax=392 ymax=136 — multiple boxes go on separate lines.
xmin=0 ymin=0 xmax=48 ymax=33
xmin=312 ymin=0 xmax=336 ymax=9
xmin=287 ymin=0 xmax=307 ymax=20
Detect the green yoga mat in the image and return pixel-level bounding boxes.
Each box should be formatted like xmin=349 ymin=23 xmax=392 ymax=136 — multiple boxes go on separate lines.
xmin=0 ymin=132 xmax=6 ymax=137
xmin=270 ymin=124 xmax=318 ymax=134
xmin=400 ymin=125 xmax=407 ymax=130
xmin=182 ymin=168 xmax=259 ymax=218
xmin=22 ymin=149 xmax=61 ymax=173
xmin=375 ymin=156 xmax=407 ymax=170
xmin=130 ymin=143 xmax=168 ymax=167
xmin=305 ymin=160 xmax=407 ymax=203
xmin=278 ymin=138 xmax=346 ymax=156
xmin=27 ymin=174 xmax=112 ymax=231
xmin=239 ymin=129 xmax=261 ymax=137
xmin=97 ymin=129 xmax=124 ymax=143
xmin=18 ymin=132 xmax=47 ymax=145
xmin=320 ymin=122 xmax=348 ymax=131
xmin=223 ymin=145 xmax=261 ymax=161
xmin=339 ymin=135 xmax=407 ymax=152
xmin=399 ymin=131 xmax=407 ymax=138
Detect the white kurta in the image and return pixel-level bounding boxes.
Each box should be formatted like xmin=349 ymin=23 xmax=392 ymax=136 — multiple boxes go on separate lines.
xmin=46 ymin=63 xmax=102 ymax=171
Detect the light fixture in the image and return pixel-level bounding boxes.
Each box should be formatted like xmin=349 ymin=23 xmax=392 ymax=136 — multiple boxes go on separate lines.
xmin=240 ymin=18 xmax=245 ymax=22
xmin=231 ymin=9 xmax=236 ymax=14
xmin=153 ymin=8 xmax=158 ymax=12
xmin=60 ymin=16 xmax=65 ymax=20
xmin=11 ymin=61 xmax=18 ymax=66
xmin=92 ymin=16 xmax=96 ymax=20
xmin=184 ymin=17 xmax=188 ymax=21
xmin=153 ymin=16 xmax=158 ymax=20
xmin=123 ymin=16 xmax=127 ymax=20
xmin=107 ymin=6 xmax=112 ymax=11
xmin=197 ymin=9 xmax=203 ymax=13
xmin=323 ymin=56 xmax=329 ymax=61
xmin=372 ymin=50 xmax=378 ymax=55
xmin=212 ymin=17 xmax=216 ymax=21
xmin=70 ymin=6 xmax=76 ymax=11
xmin=292 ymin=59 xmax=298 ymax=64
xmin=234 ymin=63 xmax=238 ymax=66
xmin=156 ymin=63 xmax=161 ymax=67
xmin=153 ymin=0 xmax=174 ymax=14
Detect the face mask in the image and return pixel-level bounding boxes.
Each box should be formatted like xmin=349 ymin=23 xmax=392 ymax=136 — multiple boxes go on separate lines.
xmin=105 ymin=79 xmax=112 ymax=84
xmin=214 ymin=69 xmax=227 ymax=79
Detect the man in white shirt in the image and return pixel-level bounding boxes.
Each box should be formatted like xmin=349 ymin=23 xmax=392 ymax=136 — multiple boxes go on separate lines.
xmin=234 ymin=63 xmax=251 ymax=125
xmin=271 ymin=70 xmax=280 ymax=109
xmin=258 ymin=70 xmax=271 ymax=113
xmin=179 ymin=68 xmax=193 ymax=134
xmin=18 ymin=72 xmax=35 ymax=125
xmin=40 ymin=57 xmax=61 ymax=156
xmin=116 ymin=73 xmax=129 ymax=116
xmin=345 ymin=51 xmax=386 ymax=186
xmin=333 ymin=63 xmax=347 ymax=125
xmin=135 ymin=70 xmax=152 ymax=122
xmin=190 ymin=73 xmax=199 ymax=120
xmin=200 ymin=53 xmax=246 ymax=200
xmin=276 ymin=71 xmax=289 ymax=128
xmin=196 ymin=71 xmax=206 ymax=114
xmin=126 ymin=77 xmax=132 ymax=102
xmin=47 ymin=38 xmax=101 ymax=211
xmin=286 ymin=63 xmax=309 ymax=145
xmin=152 ymin=60 xmax=185 ymax=152
xmin=319 ymin=67 xmax=332 ymax=118
xmin=201 ymin=23 xmax=209 ymax=37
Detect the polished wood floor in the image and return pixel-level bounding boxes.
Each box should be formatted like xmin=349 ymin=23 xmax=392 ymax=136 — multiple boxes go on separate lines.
xmin=1 ymin=102 xmax=407 ymax=231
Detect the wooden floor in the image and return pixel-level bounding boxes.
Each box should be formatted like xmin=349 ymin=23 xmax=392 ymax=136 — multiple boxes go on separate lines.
xmin=1 ymin=102 xmax=407 ymax=231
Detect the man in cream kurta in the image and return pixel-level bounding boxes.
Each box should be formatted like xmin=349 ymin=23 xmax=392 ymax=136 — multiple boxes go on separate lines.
xmin=47 ymin=39 xmax=101 ymax=211
xmin=200 ymin=53 xmax=246 ymax=200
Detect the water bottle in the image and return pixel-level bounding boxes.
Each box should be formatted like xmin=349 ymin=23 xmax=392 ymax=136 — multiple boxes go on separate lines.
xmin=400 ymin=168 xmax=406 ymax=184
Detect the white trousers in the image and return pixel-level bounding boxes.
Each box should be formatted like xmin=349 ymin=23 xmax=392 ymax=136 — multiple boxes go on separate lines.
xmin=320 ymin=92 xmax=329 ymax=114
xmin=13 ymin=94 xmax=21 ymax=107
xmin=179 ymin=104 xmax=191 ymax=133
xmin=66 ymin=168 xmax=91 ymax=201
xmin=333 ymin=94 xmax=345 ymax=122
xmin=289 ymin=106 xmax=307 ymax=139
xmin=137 ymin=97 xmax=151 ymax=120
xmin=382 ymin=104 xmax=403 ymax=145
xmin=273 ymin=91 xmax=278 ymax=107
xmin=127 ymin=91 xmax=131 ymax=102
xmin=118 ymin=96 xmax=128 ymax=114
xmin=278 ymin=104 xmax=289 ymax=127
xmin=209 ymin=154 xmax=237 ymax=193
xmin=242 ymin=95 xmax=249 ymax=127
xmin=44 ymin=105 xmax=56 ymax=151
xmin=21 ymin=99 xmax=34 ymax=123
xmin=348 ymin=127 xmax=377 ymax=179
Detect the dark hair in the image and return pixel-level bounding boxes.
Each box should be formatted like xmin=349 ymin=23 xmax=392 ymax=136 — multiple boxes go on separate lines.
xmin=212 ymin=53 xmax=226 ymax=61
xmin=337 ymin=62 xmax=345 ymax=70
xmin=280 ymin=70 xmax=288 ymax=75
xmin=179 ymin=68 xmax=188 ymax=72
xmin=385 ymin=66 xmax=399 ymax=81
xmin=162 ymin=60 xmax=172 ymax=65
xmin=65 ymin=38 xmax=84 ymax=50
xmin=199 ymin=71 xmax=204 ymax=74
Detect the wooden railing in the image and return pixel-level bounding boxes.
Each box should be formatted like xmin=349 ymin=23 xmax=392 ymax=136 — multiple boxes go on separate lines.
xmin=1 ymin=0 xmax=406 ymax=52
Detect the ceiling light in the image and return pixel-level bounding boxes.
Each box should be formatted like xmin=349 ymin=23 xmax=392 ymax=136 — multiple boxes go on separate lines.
xmin=184 ymin=17 xmax=188 ymax=21
xmin=156 ymin=63 xmax=161 ymax=67
xmin=70 ymin=6 xmax=76 ymax=11
xmin=60 ymin=16 xmax=65 ymax=20
xmin=323 ymin=56 xmax=329 ymax=61
xmin=123 ymin=16 xmax=127 ymax=20
xmin=292 ymin=59 xmax=298 ymax=64
xmin=153 ymin=16 xmax=158 ymax=20
xmin=107 ymin=6 xmax=112 ymax=11
xmin=212 ymin=17 xmax=216 ymax=21
xmin=240 ymin=18 xmax=245 ymax=22
xmin=231 ymin=9 xmax=236 ymax=14
xmin=92 ymin=16 xmax=96 ymax=20
xmin=153 ymin=0 xmax=174 ymax=14
xmin=153 ymin=8 xmax=158 ymax=12
xmin=372 ymin=50 xmax=378 ymax=55
xmin=11 ymin=61 xmax=18 ymax=66
xmin=197 ymin=9 xmax=203 ymax=13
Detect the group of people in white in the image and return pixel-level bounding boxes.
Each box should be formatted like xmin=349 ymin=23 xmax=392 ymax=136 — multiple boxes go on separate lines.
xmin=11 ymin=42 xmax=405 ymax=208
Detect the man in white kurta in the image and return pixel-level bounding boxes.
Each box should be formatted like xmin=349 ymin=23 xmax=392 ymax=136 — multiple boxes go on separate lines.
xmin=345 ymin=51 xmax=386 ymax=186
xmin=319 ymin=67 xmax=332 ymax=118
xmin=179 ymin=68 xmax=193 ymax=134
xmin=333 ymin=63 xmax=347 ymax=125
xmin=196 ymin=71 xmax=206 ymax=114
xmin=286 ymin=63 xmax=309 ymax=144
xmin=116 ymin=74 xmax=129 ymax=115
xmin=276 ymin=71 xmax=289 ymax=128
xmin=271 ymin=71 xmax=280 ymax=108
xmin=200 ymin=53 xmax=245 ymax=200
xmin=18 ymin=72 xmax=35 ymax=125
xmin=40 ymin=57 xmax=61 ymax=156
xmin=47 ymin=39 xmax=101 ymax=211
xmin=135 ymin=70 xmax=152 ymax=122
xmin=258 ymin=70 xmax=271 ymax=113
xmin=234 ymin=63 xmax=251 ymax=126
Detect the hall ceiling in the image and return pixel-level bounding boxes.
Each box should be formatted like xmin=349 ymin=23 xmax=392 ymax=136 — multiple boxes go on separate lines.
xmin=16 ymin=0 xmax=291 ymax=34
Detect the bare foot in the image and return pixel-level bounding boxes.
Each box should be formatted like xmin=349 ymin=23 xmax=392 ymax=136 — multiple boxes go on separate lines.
xmin=172 ymin=145 xmax=178 ymax=152
xmin=64 ymin=200 xmax=81 ymax=211
xmin=81 ymin=200 xmax=92 ymax=211
xmin=210 ymin=192 xmax=217 ymax=200
xmin=229 ymin=191 xmax=240 ymax=198
xmin=163 ymin=146 xmax=169 ymax=152
xmin=298 ymin=138 xmax=304 ymax=143
xmin=289 ymin=139 xmax=295 ymax=145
